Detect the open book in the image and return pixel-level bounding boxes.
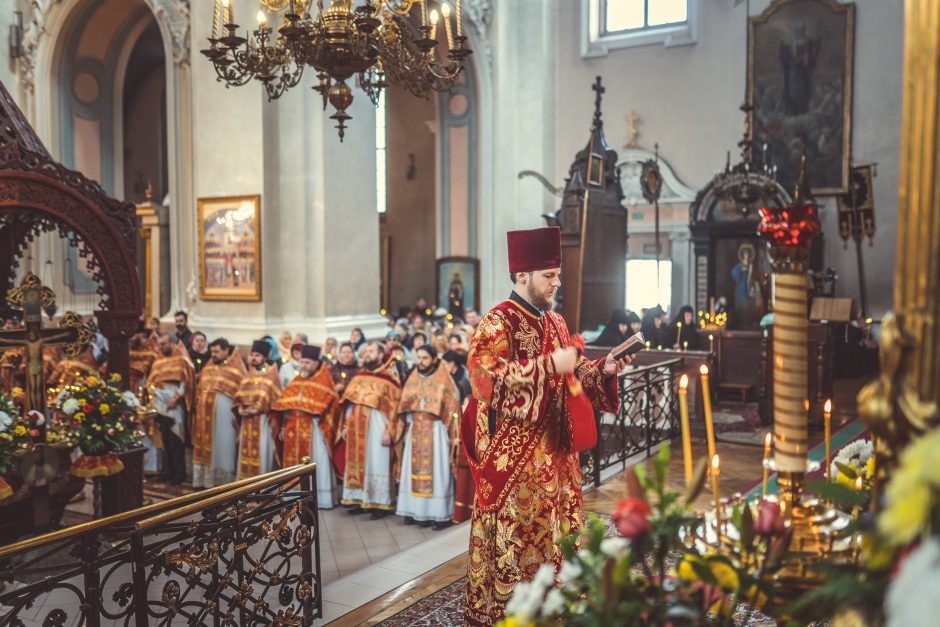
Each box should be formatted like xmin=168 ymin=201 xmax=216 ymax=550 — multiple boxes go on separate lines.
xmin=611 ymin=332 xmax=646 ymax=360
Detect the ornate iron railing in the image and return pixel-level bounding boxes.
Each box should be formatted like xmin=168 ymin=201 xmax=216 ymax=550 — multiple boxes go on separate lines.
xmin=0 ymin=463 xmax=322 ymax=626
xmin=581 ymin=359 xmax=681 ymax=488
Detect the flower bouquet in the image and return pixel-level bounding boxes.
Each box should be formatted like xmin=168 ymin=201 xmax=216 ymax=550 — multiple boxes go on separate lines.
xmin=0 ymin=389 xmax=28 ymax=500
xmin=55 ymin=374 xmax=142 ymax=478
xmin=499 ymin=445 xmax=794 ymax=626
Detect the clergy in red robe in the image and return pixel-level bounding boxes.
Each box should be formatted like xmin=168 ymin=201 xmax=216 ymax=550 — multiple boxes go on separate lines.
xmin=146 ymin=334 xmax=196 ymax=484
xmin=462 ymin=227 xmax=633 ymax=626
xmin=338 ymin=341 xmax=402 ymax=516
xmin=234 ymin=340 xmax=282 ymax=479
xmin=273 ymin=344 xmax=341 ymax=508
xmin=192 ymin=339 xmax=246 ymax=488
xmin=129 ymin=327 xmax=157 ymax=392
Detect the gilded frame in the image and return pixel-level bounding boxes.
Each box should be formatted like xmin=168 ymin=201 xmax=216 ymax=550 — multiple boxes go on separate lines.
xmin=197 ymin=195 xmax=262 ymax=302
xmin=748 ymin=0 xmax=855 ymax=195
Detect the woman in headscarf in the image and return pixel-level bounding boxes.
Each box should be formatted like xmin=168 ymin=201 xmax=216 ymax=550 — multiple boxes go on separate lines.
xmin=591 ymin=309 xmax=632 ymax=346
xmin=667 ymin=305 xmax=702 ymax=350
xmin=627 ymin=311 xmax=642 ymax=334
xmin=261 ymin=335 xmax=281 ymax=364
xmin=640 ymin=306 xmax=669 ymax=349
xmin=349 ymin=327 xmax=366 ymax=351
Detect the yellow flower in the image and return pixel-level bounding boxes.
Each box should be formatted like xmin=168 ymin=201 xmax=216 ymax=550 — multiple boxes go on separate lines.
xmin=11 ymin=387 xmax=24 ymax=398
xmin=86 ymin=376 xmax=99 ymax=387
xmin=879 ymin=479 xmax=930 ymax=545
xmin=99 ymin=403 xmax=110 ymax=415
xmin=709 ymin=560 xmax=740 ymax=592
xmin=77 ymin=398 xmax=87 ymax=406
xmin=859 ymin=531 xmax=894 ymax=570
xmin=110 ymin=373 xmax=122 ymax=382
xmin=497 ymin=619 xmax=534 ymax=627
xmin=677 ymin=555 xmax=700 ymax=582
xmin=835 ymin=469 xmax=857 ymax=489
xmin=74 ymin=412 xmax=85 ymax=422
xmin=864 ymin=456 xmax=875 ymax=480
xmin=13 ymin=425 xmax=26 ymax=436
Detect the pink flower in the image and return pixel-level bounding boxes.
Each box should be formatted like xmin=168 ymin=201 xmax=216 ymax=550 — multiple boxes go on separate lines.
xmin=755 ymin=499 xmax=786 ymax=537
xmin=29 ymin=428 xmax=40 ymax=438
xmin=612 ymin=497 xmax=651 ymax=539
xmin=107 ymin=428 xmax=116 ymax=436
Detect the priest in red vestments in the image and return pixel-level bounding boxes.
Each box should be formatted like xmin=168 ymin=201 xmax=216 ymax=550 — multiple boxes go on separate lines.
xmin=146 ymin=334 xmax=196 ymax=484
xmin=338 ymin=341 xmax=402 ymax=517
xmin=234 ymin=340 xmax=282 ymax=479
xmin=273 ymin=345 xmax=341 ymax=508
xmin=463 ymin=227 xmax=633 ymax=626
xmin=192 ymin=338 xmax=246 ymax=488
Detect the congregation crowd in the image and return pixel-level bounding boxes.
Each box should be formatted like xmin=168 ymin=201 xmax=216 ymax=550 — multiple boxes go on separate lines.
xmin=119 ymin=303 xmax=482 ymax=530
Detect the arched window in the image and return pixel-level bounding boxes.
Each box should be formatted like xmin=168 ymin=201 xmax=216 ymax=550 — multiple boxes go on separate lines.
xmin=583 ymin=0 xmax=696 ymax=57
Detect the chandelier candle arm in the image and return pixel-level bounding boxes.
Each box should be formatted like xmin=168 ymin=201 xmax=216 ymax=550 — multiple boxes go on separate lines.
xmin=441 ymin=3 xmax=454 ymax=51
xmin=212 ymin=0 xmax=222 ymax=41
xmin=429 ymin=9 xmax=439 ymax=42
xmin=456 ymin=0 xmax=462 ymax=38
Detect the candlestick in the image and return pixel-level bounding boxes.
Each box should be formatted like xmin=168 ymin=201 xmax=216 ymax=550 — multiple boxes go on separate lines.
xmin=222 ymin=0 xmax=233 ymax=25
xmin=456 ymin=0 xmax=462 ymax=37
xmin=645 ymin=341 xmax=651 ymax=351
xmin=212 ymin=0 xmax=222 ymax=40
xmin=824 ymin=398 xmax=832 ymax=482
xmin=420 ymin=0 xmax=428 ymax=26
xmin=678 ymin=374 xmax=693 ymax=485
xmin=712 ymin=454 xmax=721 ymax=519
xmin=683 ymin=341 xmax=688 ymax=351
xmin=708 ymin=333 xmax=714 ymax=353
xmin=429 ymin=9 xmax=439 ymax=40
xmin=763 ymin=432 xmax=772 ymax=496
xmin=441 ymin=3 xmax=454 ymax=49
xmin=700 ymin=365 xmax=716 ymax=463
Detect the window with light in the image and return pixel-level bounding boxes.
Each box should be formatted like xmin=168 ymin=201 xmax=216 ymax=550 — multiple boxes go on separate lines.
xmin=625 ymin=259 xmax=672 ymax=314
xmin=604 ymin=0 xmax=688 ymax=34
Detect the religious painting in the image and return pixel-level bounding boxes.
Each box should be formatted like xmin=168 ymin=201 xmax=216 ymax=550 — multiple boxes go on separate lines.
xmin=197 ymin=195 xmax=262 ymax=301
xmin=748 ymin=0 xmax=855 ymax=195
xmin=713 ymin=239 xmax=772 ymax=330
xmin=436 ymin=257 xmax=479 ymax=320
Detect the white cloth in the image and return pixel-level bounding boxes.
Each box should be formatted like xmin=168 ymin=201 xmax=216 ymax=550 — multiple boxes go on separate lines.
xmin=192 ymin=392 xmax=237 ymax=489
xmin=279 ymin=360 xmax=300 ymax=389
xmin=141 ymin=431 xmax=161 ymax=474
xmin=236 ymin=413 xmax=275 ymax=479
xmin=310 ymin=417 xmax=336 ymax=509
xmin=152 ymin=381 xmax=186 ymax=439
xmin=340 ymin=406 xmax=394 ymax=509
xmin=395 ymin=414 xmax=454 ymax=522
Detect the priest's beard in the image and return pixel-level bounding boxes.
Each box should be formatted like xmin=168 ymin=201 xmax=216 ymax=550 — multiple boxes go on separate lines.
xmin=417 ymin=360 xmax=438 ymax=376
xmin=363 ymin=358 xmax=382 ymax=371
xmin=525 ymin=280 xmax=554 ymax=312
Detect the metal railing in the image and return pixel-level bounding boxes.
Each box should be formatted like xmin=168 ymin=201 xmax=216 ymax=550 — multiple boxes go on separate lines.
xmin=0 ymin=463 xmax=322 ymax=626
xmin=581 ymin=359 xmax=681 ymax=488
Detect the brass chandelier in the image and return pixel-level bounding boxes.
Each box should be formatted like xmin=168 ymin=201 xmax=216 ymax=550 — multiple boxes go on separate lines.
xmin=202 ymin=0 xmax=472 ymax=140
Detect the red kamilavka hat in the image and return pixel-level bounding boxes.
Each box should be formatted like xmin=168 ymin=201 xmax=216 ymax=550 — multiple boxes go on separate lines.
xmin=507 ymin=226 xmax=562 ymax=273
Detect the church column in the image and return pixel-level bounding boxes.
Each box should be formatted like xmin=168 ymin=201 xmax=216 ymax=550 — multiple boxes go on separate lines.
xmin=670 ymin=230 xmax=692 ymax=312
xmin=483 ymin=0 xmax=557 ymax=307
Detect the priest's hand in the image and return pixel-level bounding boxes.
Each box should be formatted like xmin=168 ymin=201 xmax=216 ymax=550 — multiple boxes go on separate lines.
xmin=551 ymin=347 xmax=578 ymax=375
xmin=603 ymin=351 xmax=635 ymax=375
xmin=381 ymin=432 xmax=392 ymax=447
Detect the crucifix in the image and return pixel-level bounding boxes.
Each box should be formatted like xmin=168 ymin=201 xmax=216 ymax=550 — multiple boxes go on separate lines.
xmin=625 ymin=110 xmax=641 ymax=149
xmin=592 ymin=76 xmax=605 ymax=122
xmin=0 ymin=272 xmax=93 ymax=527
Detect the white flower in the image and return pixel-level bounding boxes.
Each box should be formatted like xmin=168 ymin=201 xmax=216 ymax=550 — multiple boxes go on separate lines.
xmin=0 ymin=411 xmax=12 ymax=432
xmin=505 ymin=581 xmax=540 ymax=622
xmin=532 ymin=563 xmax=555 ymax=589
xmin=122 ymin=391 xmax=140 ymax=408
xmin=831 ymin=439 xmax=874 ymax=478
xmin=62 ymin=398 xmax=81 ymax=416
xmin=55 ymin=389 xmax=70 ymax=405
xmin=559 ymin=559 xmax=583 ymax=587
xmin=600 ymin=536 xmax=631 ymax=558
xmin=886 ymin=537 xmax=940 ymax=627
xmin=541 ymin=588 xmax=566 ymax=617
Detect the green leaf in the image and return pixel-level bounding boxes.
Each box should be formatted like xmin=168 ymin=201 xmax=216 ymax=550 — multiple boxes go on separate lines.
xmin=683 ymin=457 xmax=709 ymax=507
xmin=834 ymin=461 xmax=858 ymax=480
xmin=805 ymin=479 xmax=867 ymax=507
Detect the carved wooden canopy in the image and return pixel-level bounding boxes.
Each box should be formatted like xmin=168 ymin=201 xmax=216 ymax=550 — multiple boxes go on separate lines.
xmin=0 ymin=79 xmax=141 ymax=317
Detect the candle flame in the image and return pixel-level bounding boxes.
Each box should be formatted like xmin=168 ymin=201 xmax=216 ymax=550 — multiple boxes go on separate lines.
xmin=679 ymin=374 xmax=688 ymax=389
xmin=700 ymin=364 xmax=709 ymax=376
xmin=441 ymin=2 xmax=451 ymax=17
xmin=824 ymin=398 xmax=832 ymax=414
xmin=764 ymin=432 xmax=772 ymax=447
xmin=855 ymin=476 xmax=863 ymax=490
xmin=711 ymin=454 xmax=719 ymax=471
xmin=803 ymin=399 xmax=810 ymax=411
xmin=257 ymin=10 xmax=266 ymax=24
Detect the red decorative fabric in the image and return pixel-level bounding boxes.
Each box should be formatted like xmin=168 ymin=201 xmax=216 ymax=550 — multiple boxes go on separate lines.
xmin=506 ymin=226 xmax=562 ymax=273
